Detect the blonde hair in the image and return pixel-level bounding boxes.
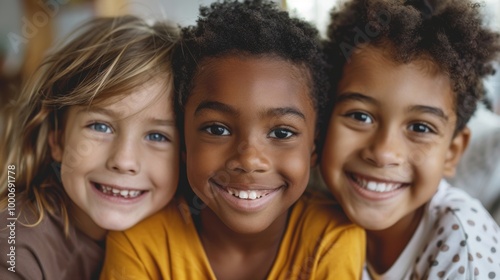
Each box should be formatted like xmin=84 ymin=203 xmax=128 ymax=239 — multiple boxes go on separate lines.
xmin=0 ymin=15 xmax=178 ymax=232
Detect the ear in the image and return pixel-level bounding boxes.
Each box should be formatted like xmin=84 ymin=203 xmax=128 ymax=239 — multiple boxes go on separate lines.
xmin=443 ymin=127 xmax=470 ymax=177
xmin=48 ymin=131 xmax=63 ymax=162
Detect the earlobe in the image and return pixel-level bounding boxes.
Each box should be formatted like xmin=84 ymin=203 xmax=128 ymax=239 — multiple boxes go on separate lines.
xmin=443 ymin=127 xmax=470 ymax=177
xmin=48 ymin=131 xmax=63 ymax=162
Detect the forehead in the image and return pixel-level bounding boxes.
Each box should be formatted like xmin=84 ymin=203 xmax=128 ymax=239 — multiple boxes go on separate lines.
xmin=190 ymin=55 xmax=315 ymax=108
xmin=341 ymin=46 xmax=456 ymax=112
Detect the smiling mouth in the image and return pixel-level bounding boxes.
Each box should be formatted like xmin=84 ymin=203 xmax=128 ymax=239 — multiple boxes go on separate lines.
xmin=348 ymin=173 xmax=408 ymax=193
xmin=211 ymin=180 xmax=283 ymax=200
xmin=94 ymin=183 xmax=146 ymax=199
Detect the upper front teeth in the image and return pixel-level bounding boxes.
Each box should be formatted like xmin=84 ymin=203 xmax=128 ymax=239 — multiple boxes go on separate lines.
xmin=356 ymin=177 xmax=402 ymax=193
xmin=228 ymin=189 xmax=262 ymax=200
xmin=100 ymin=184 xmax=142 ymax=198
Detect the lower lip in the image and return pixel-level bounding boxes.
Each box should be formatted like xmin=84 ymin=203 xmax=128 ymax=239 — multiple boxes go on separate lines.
xmin=347 ymin=173 xmax=406 ymax=202
xmin=91 ymin=182 xmax=147 ymax=205
xmin=210 ymin=180 xmax=284 ymax=213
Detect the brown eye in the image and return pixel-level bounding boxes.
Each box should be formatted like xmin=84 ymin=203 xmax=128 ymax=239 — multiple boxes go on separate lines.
xmin=269 ymin=128 xmax=294 ymax=139
xmin=204 ymin=125 xmax=230 ymax=136
xmin=409 ymin=123 xmax=434 ymax=134
xmin=347 ymin=112 xmax=373 ymax=124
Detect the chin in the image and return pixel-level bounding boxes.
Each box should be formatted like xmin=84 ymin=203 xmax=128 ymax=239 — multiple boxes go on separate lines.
xmin=95 ymin=215 xmax=141 ymax=231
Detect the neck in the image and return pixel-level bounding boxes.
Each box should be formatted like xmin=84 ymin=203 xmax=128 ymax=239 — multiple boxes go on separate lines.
xmin=197 ymin=207 xmax=289 ymax=280
xmin=198 ymin=207 xmax=288 ymax=253
xmin=69 ymin=203 xmax=107 ymax=241
xmin=366 ymin=206 xmax=424 ymax=274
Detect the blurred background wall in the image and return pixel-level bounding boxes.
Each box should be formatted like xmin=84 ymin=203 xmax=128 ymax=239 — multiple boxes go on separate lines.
xmin=1 ymin=0 xmax=500 ymax=114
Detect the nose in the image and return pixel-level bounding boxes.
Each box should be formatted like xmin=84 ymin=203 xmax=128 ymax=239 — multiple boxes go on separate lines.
xmin=226 ymin=138 xmax=271 ymax=174
xmin=106 ymin=137 xmax=141 ymax=175
xmin=361 ymin=126 xmax=404 ymax=168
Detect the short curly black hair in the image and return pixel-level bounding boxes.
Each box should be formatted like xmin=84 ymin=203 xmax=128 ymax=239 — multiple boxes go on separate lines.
xmin=323 ymin=0 xmax=500 ymax=132
xmin=172 ymin=0 xmax=329 ymax=123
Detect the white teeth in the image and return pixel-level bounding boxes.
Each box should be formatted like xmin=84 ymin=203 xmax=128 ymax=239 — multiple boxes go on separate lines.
xmin=248 ymin=191 xmax=257 ymax=200
xmin=238 ymin=191 xmax=249 ymax=199
xmin=367 ymin=182 xmax=377 ymax=191
xmin=98 ymin=184 xmax=143 ymax=198
xmin=129 ymin=191 xmax=140 ymax=198
xmin=226 ymin=188 xmax=266 ymax=200
xmin=353 ymin=175 xmax=403 ymax=193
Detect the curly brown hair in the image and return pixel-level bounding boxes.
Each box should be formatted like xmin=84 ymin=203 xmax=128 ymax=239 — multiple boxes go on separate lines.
xmin=323 ymin=0 xmax=500 ymax=132
xmin=172 ymin=0 xmax=329 ymax=128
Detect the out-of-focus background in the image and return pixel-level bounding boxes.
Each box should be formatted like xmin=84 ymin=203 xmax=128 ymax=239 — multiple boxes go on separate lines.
xmin=1 ymin=0 xmax=500 ymax=110
xmin=1 ymin=0 xmax=500 ymax=222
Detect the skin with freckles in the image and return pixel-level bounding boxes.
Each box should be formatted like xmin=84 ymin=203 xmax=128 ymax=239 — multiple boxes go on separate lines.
xmin=49 ymin=78 xmax=179 ymax=240
xmin=320 ymin=45 xmax=469 ymax=273
xmin=183 ymin=55 xmax=317 ymax=280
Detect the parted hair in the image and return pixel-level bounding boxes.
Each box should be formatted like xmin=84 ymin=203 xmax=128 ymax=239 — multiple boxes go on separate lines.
xmin=0 ymin=15 xmax=178 ymax=232
xmin=323 ymin=0 xmax=500 ymax=132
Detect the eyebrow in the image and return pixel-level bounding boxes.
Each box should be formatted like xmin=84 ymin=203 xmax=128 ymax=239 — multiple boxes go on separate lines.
xmin=336 ymin=92 xmax=380 ymax=106
xmin=336 ymin=92 xmax=449 ymax=123
xmin=263 ymin=107 xmax=305 ymax=120
xmin=195 ymin=101 xmax=238 ymax=116
xmin=80 ymin=107 xmax=176 ymax=126
xmin=407 ymin=105 xmax=449 ymax=123
xmin=195 ymin=100 xmax=306 ymax=120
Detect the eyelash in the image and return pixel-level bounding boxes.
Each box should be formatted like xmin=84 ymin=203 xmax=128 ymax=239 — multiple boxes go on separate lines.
xmin=201 ymin=124 xmax=297 ymax=139
xmin=87 ymin=122 xmax=170 ymax=142
xmin=345 ymin=112 xmax=373 ymax=124
xmin=408 ymin=122 xmax=436 ymax=134
xmin=343 ymin=112 xmax=437 ymax=135
xmin=202 ymin=124 xmax=231 ymax=136
xmin=88 ymin=122 xmax=112 ymax=133
xmin=268 ymin=127 xmax=296 ymax=139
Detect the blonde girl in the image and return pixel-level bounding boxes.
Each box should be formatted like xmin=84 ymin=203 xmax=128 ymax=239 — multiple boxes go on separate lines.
xmin=0 ymin=15 xmax=179 ymax=279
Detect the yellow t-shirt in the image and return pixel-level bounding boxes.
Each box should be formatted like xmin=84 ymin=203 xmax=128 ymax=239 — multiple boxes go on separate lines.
xmin=100 ymin=191 xmax=365 ymax=279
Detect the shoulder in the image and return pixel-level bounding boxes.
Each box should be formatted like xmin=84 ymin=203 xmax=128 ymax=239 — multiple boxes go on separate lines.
xmin=415 ymin=182 xmax=500 ymax=279
xmin=293 ymin=190 xmax=360 ymax=230
xmin=278 ymin=191 xmax=365 ymax=279
xmin=0 ymin=207 xmax=103 ymax=279
xmin=108 ymin=196 xmax=193 ymax=245
xmin=289 ymin=190 xmax=365 ymax=254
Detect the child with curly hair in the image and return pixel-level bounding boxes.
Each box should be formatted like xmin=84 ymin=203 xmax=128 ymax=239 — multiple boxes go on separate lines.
xmin=0 ymin=16 xmax=179 ymax=279
xmin=100 ymin=1 xmax=365 ymax=279
xmin=321 ymin=0 xmax=500 ymax=278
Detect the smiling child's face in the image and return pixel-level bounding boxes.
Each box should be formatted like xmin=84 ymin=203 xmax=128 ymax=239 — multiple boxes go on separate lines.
xmin=183 ymin=55 xmax=317 ymax=234
xmin=49 ymin=78 xmax=179 ymax=236
xmin=321 ymin=46 xmax=468 ymax=231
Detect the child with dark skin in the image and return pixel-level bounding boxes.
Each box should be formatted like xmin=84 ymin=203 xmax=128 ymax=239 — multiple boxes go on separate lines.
xmin=321 ymin=0 xmax=500 ymax=279
xmin=100 ymin=1 xmax=365 ymax=279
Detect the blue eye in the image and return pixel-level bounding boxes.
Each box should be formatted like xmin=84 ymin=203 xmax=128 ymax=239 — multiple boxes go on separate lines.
xmin=269 ymin=128 xmax=295 ymax=139
xmin=409 ymin=123 xmax=434 ymax=134
xmin=146 ymin=133 xmax=168 ymax=142
xmin=204 ymin=125 xmax=230 ymax=136
xmin=89 ymin=123 xmax=112 ymax=133
xmin=348 ymin=112 xmax=373 ymax=123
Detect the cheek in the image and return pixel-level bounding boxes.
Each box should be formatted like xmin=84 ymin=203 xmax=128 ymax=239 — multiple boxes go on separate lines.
xmin=280 ymin=149 xmax=311 ymax=185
